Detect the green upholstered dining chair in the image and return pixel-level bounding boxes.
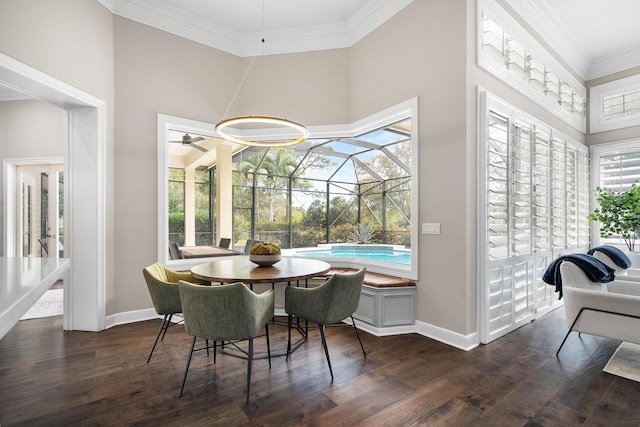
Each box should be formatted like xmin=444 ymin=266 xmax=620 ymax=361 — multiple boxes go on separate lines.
xmin=178 ymin=281 xmax=274 ymax=403
xmin=285 ymin=267 xmax=367 ymax=381
xmin=142 ymin=262 xmax=206 ymax=363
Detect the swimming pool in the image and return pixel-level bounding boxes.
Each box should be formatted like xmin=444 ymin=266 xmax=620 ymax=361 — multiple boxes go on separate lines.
xmin=290 ymin=245 xmax=411 ymax=265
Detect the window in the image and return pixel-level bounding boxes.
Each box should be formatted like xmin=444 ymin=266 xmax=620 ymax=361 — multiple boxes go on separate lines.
xmin=479 ymin=90 xmax=589 ymax=344
xmin=230 ymin=121 xmax=412 ymax=251
xmin=157 ymin=98 xmax=419 ymax=279
xmin=591 ymin=139 xmax=640 ymax=246
xmin=478 ymin=0 xmax=586 ymax=132
xmin=590 ymin=74 xmax=640 ymax=133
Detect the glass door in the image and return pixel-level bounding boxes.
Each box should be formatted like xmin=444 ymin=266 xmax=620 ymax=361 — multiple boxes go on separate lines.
xmin=16 ymin=164 xmax=64 ymax=258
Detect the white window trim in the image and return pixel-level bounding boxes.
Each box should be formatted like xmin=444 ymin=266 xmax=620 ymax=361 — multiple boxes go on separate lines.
xmin=590 ymin=74 xmax=640 ymax=133
xmin=589 ymin=138 xmax=640 ymax=248
xmin=157 ymin=97 xmax=420 ymax=280
xmin=477 ymin=0 xmax=586 ymax=133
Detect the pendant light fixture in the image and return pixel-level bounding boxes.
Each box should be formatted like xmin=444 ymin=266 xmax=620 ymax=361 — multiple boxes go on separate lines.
xmin=214 ymin=2 xmax=309 ymax=147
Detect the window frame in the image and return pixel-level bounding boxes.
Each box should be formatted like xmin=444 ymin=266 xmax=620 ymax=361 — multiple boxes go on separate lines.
xmin=590 ymin=137 xmax=640 ymax=247
xmin=590 ymin=74 xmax=640 ymax=133
xmin=157 ymin=97 xmax=420 ymax=279
xmin=477 ymin=0 xmax=587 ymax=133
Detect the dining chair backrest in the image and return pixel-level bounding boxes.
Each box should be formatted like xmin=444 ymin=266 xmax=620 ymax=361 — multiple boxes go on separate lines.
xmin=319 ymin=267 xmax=366 ymax=324
xmin=285 ymin=267 xmax=366 ymax=325
xmin=218 ymin=238 xmax=231 ymax=249
xmin=178 ymin=281 xmax=274 ymax=342
xmin=143 ymin=263 xmax=185 ymax=315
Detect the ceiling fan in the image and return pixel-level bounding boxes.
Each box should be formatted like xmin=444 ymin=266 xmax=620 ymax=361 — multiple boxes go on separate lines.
xmin=169 ymin=133 xmax=207 ymax=152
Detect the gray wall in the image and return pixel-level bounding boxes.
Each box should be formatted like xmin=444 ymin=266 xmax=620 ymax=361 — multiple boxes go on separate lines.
xmin=0 ymin=99 xmax=65 ymax=254
xmin=0 ymin=0 xmax=115 ymax=310
xmin=4 ymin=0 xmax=640 ymax=339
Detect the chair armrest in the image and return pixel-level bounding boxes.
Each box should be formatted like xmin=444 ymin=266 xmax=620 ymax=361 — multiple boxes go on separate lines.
xmin=565 ymin=285 xmax=640 ymax=319
xmin=252 ymin=289 xmax=275 ymax=328
xmin=168 ymin=269 xmax=208 ymax=285
xmin=285 ymin=284 xmax=331 ymax=323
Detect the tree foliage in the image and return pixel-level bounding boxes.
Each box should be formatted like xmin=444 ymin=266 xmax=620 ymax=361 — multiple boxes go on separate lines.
xmin=588 ymin=183 xmax=640 ymax=251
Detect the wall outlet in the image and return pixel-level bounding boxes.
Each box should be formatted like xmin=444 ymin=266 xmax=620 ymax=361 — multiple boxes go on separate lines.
xmin=422 ymin=222 xmax=441 ymax=235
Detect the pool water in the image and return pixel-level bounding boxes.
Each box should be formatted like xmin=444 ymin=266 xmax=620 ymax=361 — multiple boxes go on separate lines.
xmin=293 ymin=245 xmax=411 ymax=265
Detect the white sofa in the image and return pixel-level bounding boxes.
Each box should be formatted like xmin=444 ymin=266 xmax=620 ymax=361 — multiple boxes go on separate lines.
xmin=557 ymin=261 xmax=640 ymax=355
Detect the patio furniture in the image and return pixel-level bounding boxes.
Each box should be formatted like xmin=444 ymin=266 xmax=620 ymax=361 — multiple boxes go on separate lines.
xmin=169 ymin=242 xmax=183 ymax=260
xmin=218 ymin=238 xmax=231 ymax=249
xmin=243 ymin=239 xmax=263 ymax=255
xmin=179 ymin=245 xmax=240 ymax=259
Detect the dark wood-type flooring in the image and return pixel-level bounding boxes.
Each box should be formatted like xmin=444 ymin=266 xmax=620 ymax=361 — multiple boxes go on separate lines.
xmin=2 ymin=308 xmax=640 ymax=426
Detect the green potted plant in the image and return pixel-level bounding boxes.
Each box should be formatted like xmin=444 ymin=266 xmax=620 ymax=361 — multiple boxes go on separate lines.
xmin=588 ymin=183 xmax=640 ymax=252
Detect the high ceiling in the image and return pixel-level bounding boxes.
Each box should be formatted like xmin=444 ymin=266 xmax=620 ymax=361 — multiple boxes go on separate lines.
xmin=506 ymin=0 xmax=640 ymax=79
xmin=3 ymin=1 xmax=640 ymax=101
xmin=106 ymin=0 xmax=640 ymax=79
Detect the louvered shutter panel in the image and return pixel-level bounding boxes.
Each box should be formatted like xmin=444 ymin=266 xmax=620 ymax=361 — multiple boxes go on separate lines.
xmin=481 ymin=92 xmax=587 ymax=343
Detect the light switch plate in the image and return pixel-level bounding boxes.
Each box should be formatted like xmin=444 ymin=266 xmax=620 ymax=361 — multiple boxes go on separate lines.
xmin=422 ymin=223 xmax=441 ymax=235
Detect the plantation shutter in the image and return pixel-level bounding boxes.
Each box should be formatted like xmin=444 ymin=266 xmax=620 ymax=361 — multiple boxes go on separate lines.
xmin=480 ymin=92 xmax=589 ymax=343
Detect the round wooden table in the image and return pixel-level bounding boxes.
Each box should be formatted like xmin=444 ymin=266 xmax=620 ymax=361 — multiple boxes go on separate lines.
xmin=191 ymin=256 xmax=331 ymax=358
xmin=191 ymin=256 xmax=331 ymax=285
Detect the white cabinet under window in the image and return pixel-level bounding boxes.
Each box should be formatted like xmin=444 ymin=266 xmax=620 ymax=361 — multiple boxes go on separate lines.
xmin=479 ymin=91 xmax=590 ymax=343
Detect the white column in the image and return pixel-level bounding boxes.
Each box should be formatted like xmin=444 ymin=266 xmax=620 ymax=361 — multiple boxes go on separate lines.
xmin=184 ymin=168 xmax=195 ymax=246
xmin=216 ymin=143 xmax=233 ymax=247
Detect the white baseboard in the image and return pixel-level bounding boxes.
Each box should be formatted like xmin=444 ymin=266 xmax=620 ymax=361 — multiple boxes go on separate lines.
xmin=105 ymin=308 xmax=160 ymax=329
xmin=414 ymin=320 xmax=479 ymax=351
xmin=106 ymin=308 xmax=479 ymax=351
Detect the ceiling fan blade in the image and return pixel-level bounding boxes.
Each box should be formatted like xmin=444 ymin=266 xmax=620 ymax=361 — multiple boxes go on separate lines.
xmin=190 ymin=136 xmax=205 ymax=143
xmin=191 ymin=144 xmax=208 ymax=153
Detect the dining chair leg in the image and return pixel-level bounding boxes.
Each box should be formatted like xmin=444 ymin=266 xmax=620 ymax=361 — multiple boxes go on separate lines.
xmin=147 ymin=314 xmax=169 ymax=363
xmin=319 ymin=324 xmax=334 ymax=381
xmin=180 ymin=336 xmax=197 ymax=397
xmin=161 ymin=314 xmax=173 ymax=340
xmin=351 ymin=316 xmax=366 ymax=358
xmin=265 ymin=323 xmax=271 ymax=368
xmin=286 ymin=314 xmax=293 ymax=360
xmin=246 ymin=337 xmax=254 ymax=404
xmin=206 ymin=339 xmax=209 ymax=357
xmin=213 ymin=340 xmax=217 ymax=364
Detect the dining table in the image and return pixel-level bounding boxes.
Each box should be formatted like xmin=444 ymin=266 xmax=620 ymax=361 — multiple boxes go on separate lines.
xmin=190 ymin=256 xmax=331 ymax=357
xmin=190 ymin=256 xmax=330 ymax=285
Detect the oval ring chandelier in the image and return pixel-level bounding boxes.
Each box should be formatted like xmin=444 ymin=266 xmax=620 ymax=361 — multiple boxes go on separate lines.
xmin=215 ymin=115 xmax=309 ymax=147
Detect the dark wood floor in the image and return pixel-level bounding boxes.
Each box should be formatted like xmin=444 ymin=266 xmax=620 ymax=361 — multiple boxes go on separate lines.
xmin=2 ymin=308 xmax=640 ymax=426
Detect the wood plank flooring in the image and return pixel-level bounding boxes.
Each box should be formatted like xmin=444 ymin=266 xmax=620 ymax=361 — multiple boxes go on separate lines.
xmin=2 ymin=308 xmax=640 ymax=426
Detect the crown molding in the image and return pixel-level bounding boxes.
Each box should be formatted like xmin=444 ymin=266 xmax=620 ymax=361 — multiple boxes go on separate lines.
xmin=110 ymin=0 xmax=413 ymax=57
xmin=587 ymin=43 xmax=640 ymax=80
xmin=504 ymin=0 xmax=589 ymax=80
xmin=505 ymin=0 xmax=640 ymax=81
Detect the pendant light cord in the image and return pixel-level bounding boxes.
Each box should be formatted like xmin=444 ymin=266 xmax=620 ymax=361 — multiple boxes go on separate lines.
xmin=220 ymin=53 xmax=258 ymax=121
xmin=220 ymin=0 xmax=265 ymax=121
